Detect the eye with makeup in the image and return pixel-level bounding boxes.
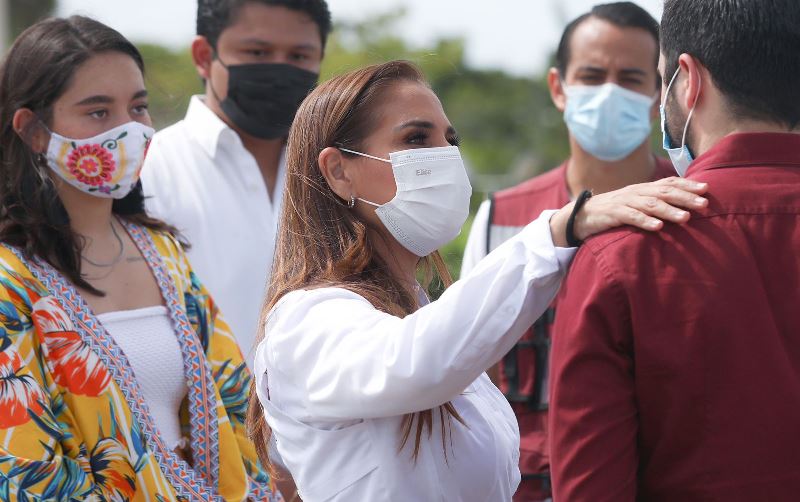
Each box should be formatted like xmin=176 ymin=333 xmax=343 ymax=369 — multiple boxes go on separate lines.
xmin=403 ymin=129 xmax=462 ymax=148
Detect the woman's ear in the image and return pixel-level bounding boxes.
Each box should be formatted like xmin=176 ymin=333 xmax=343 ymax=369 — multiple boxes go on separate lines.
xmin=318 ymin=146 xmax=353 ymax=202
xmin=12 ymin=108 xmax=49 ymax=154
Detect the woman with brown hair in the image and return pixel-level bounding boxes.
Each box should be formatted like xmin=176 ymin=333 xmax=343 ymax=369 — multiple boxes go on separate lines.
xmin=247 ymin=60 xmax=708 ymax=501
xmin=0 ymin=16 xmax=276 ymax=501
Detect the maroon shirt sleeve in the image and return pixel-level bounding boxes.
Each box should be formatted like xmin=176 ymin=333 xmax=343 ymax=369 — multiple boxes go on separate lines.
xmin=549 ymin=243 xmax=638 ymax=501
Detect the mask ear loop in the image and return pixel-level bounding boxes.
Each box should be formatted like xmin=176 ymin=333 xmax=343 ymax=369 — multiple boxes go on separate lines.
xmin=338 ymin=147 xmax=391 ymax=164
xmin=329 ymin=192 xmax=356 ymax=209
xmin=679 ymin=69 xmax=702 ymax=150
xmin=334 ymin=147 xmax=391 ymax=208
xmin=663 ymin=64 xmax=701 ymax=152
xmin=663 ymin=66 xmax=682 ymax=108
xmin=26 ymin=119 xmax=54 ymax=178
xmin=208 ymin=49 xmax=230 ymax=105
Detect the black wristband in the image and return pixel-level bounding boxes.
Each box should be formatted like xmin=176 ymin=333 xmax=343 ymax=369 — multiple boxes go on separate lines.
xmin=566 ymin=189 xmax=593 ymax=247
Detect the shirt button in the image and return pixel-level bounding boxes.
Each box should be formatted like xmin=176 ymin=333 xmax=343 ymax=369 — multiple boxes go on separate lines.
xmin=503 ymin=305 xmax=515 ymax=316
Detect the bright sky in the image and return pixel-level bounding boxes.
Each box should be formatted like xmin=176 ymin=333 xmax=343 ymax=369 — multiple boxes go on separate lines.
xmin=56 ymin=0 xmax=663 ymax=76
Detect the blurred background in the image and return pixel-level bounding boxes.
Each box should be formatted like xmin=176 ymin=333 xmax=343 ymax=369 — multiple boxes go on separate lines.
xmin=0 ymin=0 xmax=664 ymax=276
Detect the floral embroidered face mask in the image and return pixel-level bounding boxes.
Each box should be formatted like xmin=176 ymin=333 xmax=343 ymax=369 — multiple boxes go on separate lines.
xmin=44 ymin=121 xmax=155 ymax=199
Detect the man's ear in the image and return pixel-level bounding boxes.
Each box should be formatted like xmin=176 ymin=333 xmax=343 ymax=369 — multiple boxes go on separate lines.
xmin=12 ymin=108 xmax=49 ymax=153
xmin=678 ymin=53 xmax=704 ymax=111
xmin=191 ymin=36 xmax=215 ymax=80
xmin=318 ymin=147 xmax=353 ymax=203
xmin=548 ymin=67 xmax=567 ymax=113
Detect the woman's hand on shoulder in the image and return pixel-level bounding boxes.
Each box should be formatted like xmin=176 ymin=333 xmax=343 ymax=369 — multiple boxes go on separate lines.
xmin=550 ymin=177 xmax=709 ymax=247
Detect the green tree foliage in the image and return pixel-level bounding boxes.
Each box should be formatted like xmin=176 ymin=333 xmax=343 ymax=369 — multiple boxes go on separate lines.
xmin=8 ymin=0 xmax=55 ymax=38
xmin=139 ymin=44 xmax=202 ymax=130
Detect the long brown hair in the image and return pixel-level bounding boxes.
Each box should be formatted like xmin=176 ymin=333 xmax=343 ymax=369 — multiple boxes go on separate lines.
xmin=0 ymin=16 xmax=180 ymax=295
xmin=246 ymin=60 xmax=464 ymax=469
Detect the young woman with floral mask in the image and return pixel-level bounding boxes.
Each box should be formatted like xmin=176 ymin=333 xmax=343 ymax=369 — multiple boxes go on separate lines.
xmin=0 ymin=16 xmax=278 ymax=501
xmin=247 ymin=60 xmax=709 ymax=501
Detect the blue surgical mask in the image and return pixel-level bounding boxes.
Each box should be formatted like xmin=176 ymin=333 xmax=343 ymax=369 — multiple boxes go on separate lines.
xmin=563 ymin=82 xmax=656 ymax=162
xmin=660 ymin=66 xmax=700 ymax=176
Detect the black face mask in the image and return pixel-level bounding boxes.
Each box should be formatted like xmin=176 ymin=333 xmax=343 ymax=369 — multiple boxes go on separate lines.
xmin=214 ymin=60 xmax=318 ymax=139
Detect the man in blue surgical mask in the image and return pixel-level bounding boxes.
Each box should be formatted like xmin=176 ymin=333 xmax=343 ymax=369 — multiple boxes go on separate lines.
xmin=460 ymin=3 xmax=673 ymax=500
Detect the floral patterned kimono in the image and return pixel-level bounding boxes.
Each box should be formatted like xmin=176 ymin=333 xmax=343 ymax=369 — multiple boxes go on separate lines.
xmin=0 ymin=222 xmax=279 ymax=501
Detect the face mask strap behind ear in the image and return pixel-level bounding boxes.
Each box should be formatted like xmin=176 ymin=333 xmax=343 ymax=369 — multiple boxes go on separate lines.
xmin=208 ymin=50 xmax=228 ymax=105
xmin=34 ymin=116 xmax=51 ymax=134
xmin=211 ymin=48 xmax=228 ymax=69
xmin=664 ymin=64 xmax=702 ymax=150
xmin=333 ymin=147 xmax=390 ymax=208
xmin=338 ymin=147 xmax=391 ymax=164
xmin=679 ymin=71 xmax=702 ymax=149
xmin=663 ymin=65 xmax=681 ymax=105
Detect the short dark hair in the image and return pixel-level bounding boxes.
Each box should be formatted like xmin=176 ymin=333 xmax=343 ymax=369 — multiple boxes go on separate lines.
xmin=197 ymin=0 xmax=332 ymax=50
xmin=555 ymin=2 xmax=660 ymax=78
xmin=662 ymin=0 xmax=800 ymax=129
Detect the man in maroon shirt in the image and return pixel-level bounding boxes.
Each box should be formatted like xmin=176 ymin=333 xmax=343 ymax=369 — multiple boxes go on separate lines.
xmin=461 ymin=4 xmax=672 ymax=499
xmin=550 ymin=0 xmax=800 ymax=500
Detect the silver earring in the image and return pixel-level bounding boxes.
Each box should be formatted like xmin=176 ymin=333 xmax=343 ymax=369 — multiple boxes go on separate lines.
xmin=348 ymin=195 xmax=355 ymax=208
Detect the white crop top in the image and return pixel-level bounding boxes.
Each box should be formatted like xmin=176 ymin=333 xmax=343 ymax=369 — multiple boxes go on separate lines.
xmin=98 ymin=306 xmax=188 ymax=449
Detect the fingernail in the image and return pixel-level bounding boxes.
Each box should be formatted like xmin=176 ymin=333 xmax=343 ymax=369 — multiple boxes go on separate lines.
xmin=673 ymin=210 xmax=687 ymax=218
xmin=695 ymin=182 xmax=708 ymax=188
xmin=648 ymin=219 xmax=661 ymax=228
xmin=694 ymin=197 xmax=706 ymax=204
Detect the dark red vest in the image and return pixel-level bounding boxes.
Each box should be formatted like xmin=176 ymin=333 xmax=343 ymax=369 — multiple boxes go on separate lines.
xmin=487 ymin=157 xmax=674 ymax=488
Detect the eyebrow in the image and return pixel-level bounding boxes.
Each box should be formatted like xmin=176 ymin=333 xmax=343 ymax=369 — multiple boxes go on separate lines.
xmin=239 ymin=38 xmax=319 ymax=51
xmin=619 ymin=68 xmax=648 ymax=77
xmin=74 ymin=89 xmax=148 ymax=107
xmin=395 ymin=120 xmax=457 ymax=136
xmin=575 ymin=66 xmax=648 ymax=77
xmin=575 ymin=66 xmax=608 ymax=74
xmin=74 ymin=95 xmax=113 ymax=106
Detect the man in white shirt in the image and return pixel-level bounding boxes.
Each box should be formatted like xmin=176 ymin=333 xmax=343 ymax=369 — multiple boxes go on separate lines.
xmin=142 ymin=0 xmax=331 ymax=366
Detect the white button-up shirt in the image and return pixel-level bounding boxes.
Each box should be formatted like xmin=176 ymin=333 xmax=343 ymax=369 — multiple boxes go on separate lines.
xmin=254 ymin=211 xmax=575 ymax=501
xmin=142 ymin=96 xmax=285 ymax=366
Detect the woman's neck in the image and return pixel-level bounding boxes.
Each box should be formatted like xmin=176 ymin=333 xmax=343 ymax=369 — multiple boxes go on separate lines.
xmin=55 ymin=180 xmax=115 ymax=239
xmin=368 ymin=228 xmax=420 ymax=292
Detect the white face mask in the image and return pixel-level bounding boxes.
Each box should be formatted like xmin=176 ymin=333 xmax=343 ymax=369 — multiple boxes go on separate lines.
xmin=339 ymin=145 xmax=473 ymax=257
xmin=44 ymin=121 xmax=154 ymax=199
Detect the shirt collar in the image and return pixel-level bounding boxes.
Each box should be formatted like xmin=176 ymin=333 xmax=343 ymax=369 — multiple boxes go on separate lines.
xmin=183 ymin=95 xmax=235 ymax=159
xmin=687 ymin=132 xmax=800 ymax=176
